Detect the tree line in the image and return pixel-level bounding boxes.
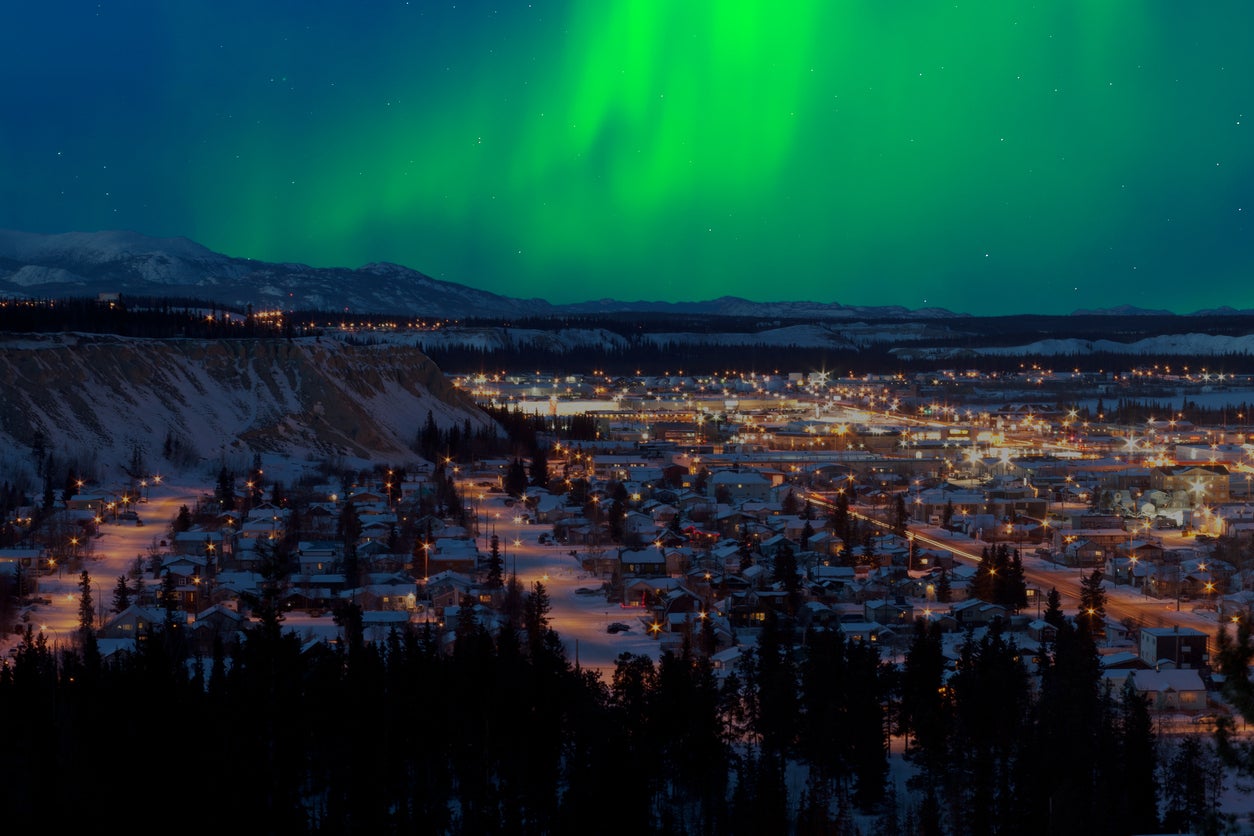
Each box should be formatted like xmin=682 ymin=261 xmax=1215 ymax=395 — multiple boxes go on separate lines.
xmin=1 ymin=580 xmax=1246 ymax=834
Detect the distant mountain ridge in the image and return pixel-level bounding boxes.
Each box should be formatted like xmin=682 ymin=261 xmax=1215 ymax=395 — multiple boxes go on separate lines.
xmin=1 ymin=229 xmax=968 ymax=320
xmin=4 ymin=229 xmax=1252 ymax=324
xmin=0 ymin=229 xmax=554 ymax=320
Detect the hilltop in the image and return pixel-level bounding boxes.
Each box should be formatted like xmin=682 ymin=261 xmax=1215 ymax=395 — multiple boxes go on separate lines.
xmin=0 ymin=332 xmax=490 ymax=484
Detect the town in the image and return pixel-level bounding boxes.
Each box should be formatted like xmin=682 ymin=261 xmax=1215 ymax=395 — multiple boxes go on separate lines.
xmin=3 ymin=361 xmax=1254 ymax=831
xmin=6 ymin=363 xmax=1253 ymax=705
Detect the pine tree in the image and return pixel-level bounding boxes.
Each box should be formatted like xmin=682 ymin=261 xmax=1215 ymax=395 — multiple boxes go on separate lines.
xmin=1043 ymin=587 xmax=1066 ymax=630
xmin=1116 ymin=679 xmax=1160 ymax=835
xmin=215 ymin=466 xmax=235 ymax=511
xmin=1213 ymin=619 xmax=1254 ymax=781
xmin=772 ymin=541 xmax=800 ymax=614
xmin=1077 ymin=569 xmax=1107 ymax=640
xmin=900 ymin=618 xmax=949 ymax=782
xmin=419 ymin=409 xmax=440 ymax=461
xmin=111 ymin=574 xmax=131 ymax=614
xmin=529 ymin=447 xmax=550 ymax=488
xmin=971 ymin=545 xmax=997 ymax=601
xmin=485 ymin=534 xmax=504 ymax=589
xmin=892 ymin=493 xmax=909 ymax=535
xmin=159 ymin=569 xmax=179 ymax=624
xmin=523 ymin=580 xmax=553 ymax=657
xmin=847 ymin=636 xmax=889 ymax=809
xmin=504 ymin=458 xmax=529 ymax=497
xmin=831 ymin=489 xmax=851 ymax=543
xmin=77 ymin=569 xmax=94 ymax=630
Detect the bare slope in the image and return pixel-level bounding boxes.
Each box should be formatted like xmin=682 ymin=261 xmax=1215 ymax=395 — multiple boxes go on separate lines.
xmin=0 ymin=334 xmax=489 ymax=475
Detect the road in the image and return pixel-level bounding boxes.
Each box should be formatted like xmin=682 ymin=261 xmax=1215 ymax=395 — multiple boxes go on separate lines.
xmin=7 ymin=477 xmax=662 ymax=679
xmin=467 ymin=495 xmax=665 ymax=679
xmin=5 ymin=483 xmax=195 ymax=654
xmin=806 ymin=491 xmax=1234 ymax=653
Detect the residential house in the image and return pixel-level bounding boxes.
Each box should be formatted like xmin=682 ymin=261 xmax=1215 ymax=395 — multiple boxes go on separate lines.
xmin=1140 ymin=625 xmax=1210 ymax=670
xmin=619 ymin=547 xmax=668 ymax=579
xmin=188 ymin=604 xmax=246 ymax=654
xmin=951 ymin=598 xmax=1007 ymax=627
xmin=429 ymin=538 xmax=479 ymax=574
xmin=1026 ymin=618 xmax=1058 ymax=645
xmin=865 ymin=597 xmax=915 ymax=628
xmin=98 ymin=604 xmax=165 ymax=640
xmin=1123 ymin=668 xmax=1210 ymax=712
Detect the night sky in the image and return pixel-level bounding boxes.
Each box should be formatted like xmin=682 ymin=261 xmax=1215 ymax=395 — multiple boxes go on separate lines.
xmin=2 ymin=2 xmax=1251 ymax=315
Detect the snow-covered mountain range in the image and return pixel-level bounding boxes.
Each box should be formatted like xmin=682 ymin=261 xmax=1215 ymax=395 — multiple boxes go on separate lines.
xmin=0 ymin=229 xmax=966 ymax=320
xmin=4 ymin=229 xmax=1254 ymax=357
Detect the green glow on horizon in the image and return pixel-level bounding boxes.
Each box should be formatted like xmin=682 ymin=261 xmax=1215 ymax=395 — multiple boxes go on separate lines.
xmin=2 ymin=1 xmax=1251 ymax=314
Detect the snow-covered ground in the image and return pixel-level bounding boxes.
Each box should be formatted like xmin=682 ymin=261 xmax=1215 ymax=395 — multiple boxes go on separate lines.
xmin=9 ymin=454 xmax=1254 ymax=828
xmin=3 ymin=455 xmax=664 ymax=676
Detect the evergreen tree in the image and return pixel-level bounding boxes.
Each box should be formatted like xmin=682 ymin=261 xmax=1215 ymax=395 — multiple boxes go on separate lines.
xmin=772 ymin=541 xmax=801 ymax=614
xmin=523 ymin=580 xmax=554 ymax=658
xmin=1033 ymin=616 xmax=1104 ymax=835
xmin=971 ymin=545 xmax=998 ymax=601
xmin=504 ymin=457 xmax=529 ymax=497
xmin=831 ymin=489 xmax=851 ymax=543
xmin=529 ymin=447 xmax=550 ymax=488
xmin=900 ymin=619 xmax=949 ymax=785
xmin=745 ymin=609 xmax=800 ymax=756
xmin=947 ymin=620 xmax=1031 ymax=834
xmin=1042 ymin=587 xmax=1066 ymax=630
xmin=607 ymin=497 xmax=626 ymax=543
xmin=62 ymin=471 xmax=79 ymax=502
xmin=77 ymin=569 xmax=94 ymax=630
xmin=1005 ymin=548 xmax=1029 ymax=612
xmin=111 ymin=574 xmax=132 ymax=614
xmin=847 ymin=636 xmax=889 ymax=810
xmin=891 ymin=493 xmax=909 ymax=535
xmin=420 ymin=409 xmax=438 ymax=460
xmin=214 ymin=466 xmax=235 ymax=511
xmin=936 ymin=568 xmax=952 ymax=604
xmin=1161 ymin=737 xmax=1226 ymax=834
xmin=1115 ymin=679 xmax=1160 ymax=835
xmin=485 ymin=533 xmax=504 ymax=589
xmin=1213 ymin=619 xmax=1254 ymax=781
xmin=159 ymin=569 xmax=180 ymax=624
xmin=1077 ymin=569 xmax=1107 ymax=640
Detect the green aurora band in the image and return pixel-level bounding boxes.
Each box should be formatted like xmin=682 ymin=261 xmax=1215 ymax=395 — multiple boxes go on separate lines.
xmin=2 ymin=1 xmax=1251 ymax=315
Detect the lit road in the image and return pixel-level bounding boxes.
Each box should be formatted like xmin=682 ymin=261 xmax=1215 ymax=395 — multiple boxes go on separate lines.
xmin=5 ymin=482 xmax=196 ymax=653
xmin=806 ymin=492 xmax=1231 ymax=652
xmin=462 ymin=486 xmax=665 ymax=679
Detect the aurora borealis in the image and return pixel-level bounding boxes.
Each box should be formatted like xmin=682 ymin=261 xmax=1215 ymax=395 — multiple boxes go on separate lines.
xmin=2 ymin=2 xmax=1252 ymax=315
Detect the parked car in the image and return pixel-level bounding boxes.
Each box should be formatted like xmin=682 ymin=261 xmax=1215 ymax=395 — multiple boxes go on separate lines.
xmin=606 ymin=622 xmax=632 ymax=634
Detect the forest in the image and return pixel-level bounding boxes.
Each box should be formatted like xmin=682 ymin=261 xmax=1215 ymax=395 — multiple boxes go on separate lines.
xmin=1 ymin=577 xmax=1250 ymax=836
xmin=5 ymin=295 xmax=1254 ymax=378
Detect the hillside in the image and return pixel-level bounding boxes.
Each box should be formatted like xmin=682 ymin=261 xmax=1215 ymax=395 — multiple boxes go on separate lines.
xmin=0 ymin=333 xmax=490 ymax=482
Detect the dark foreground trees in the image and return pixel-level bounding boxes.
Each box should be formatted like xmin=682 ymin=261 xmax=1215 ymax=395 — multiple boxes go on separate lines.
xmin=0 ymin=608 xmax=1199 ymax=835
